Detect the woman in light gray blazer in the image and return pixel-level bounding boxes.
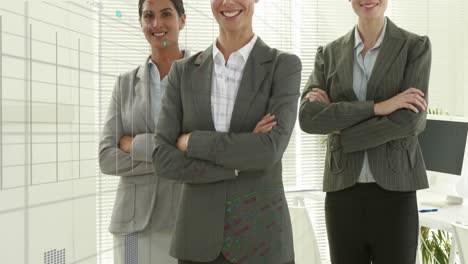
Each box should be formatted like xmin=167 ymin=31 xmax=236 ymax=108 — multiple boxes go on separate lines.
xmin=98 ymin=0 xmax=189 ymax=263
xmin=299 ymin=0 xmax=431 ymax=263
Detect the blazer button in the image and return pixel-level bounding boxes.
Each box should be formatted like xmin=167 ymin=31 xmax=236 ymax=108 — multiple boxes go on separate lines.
xmin=401 ymin=140 xmax=408 ymax=148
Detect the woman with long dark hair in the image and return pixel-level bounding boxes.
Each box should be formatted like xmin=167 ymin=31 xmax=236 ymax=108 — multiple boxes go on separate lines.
xmin=99 ymin=0 xmax=188 ymax=262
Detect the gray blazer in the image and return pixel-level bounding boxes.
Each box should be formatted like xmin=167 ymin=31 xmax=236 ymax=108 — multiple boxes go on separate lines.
xmin=153 ymin=38 xmax=302 ymax=263
xmin=299 ymin=19 xmax=432 ymax=192
xmin=99 ymin=57 xmax=181 ymax=234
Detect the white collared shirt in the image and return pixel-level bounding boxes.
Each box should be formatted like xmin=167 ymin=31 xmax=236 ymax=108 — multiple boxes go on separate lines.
xmin=148 ymin=50 xmax=190 ymax=126
xmin=211 ymin=35 xmax=258 ymax=132
xmin=353 ymin=18 xmax=387 ymax=183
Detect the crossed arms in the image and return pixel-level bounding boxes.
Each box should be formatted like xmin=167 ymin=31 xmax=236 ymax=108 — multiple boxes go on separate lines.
xmin=153 ymin=54 xmax=302 ymax=184
xmin=299 ymin=37 xmax=432 ymax=153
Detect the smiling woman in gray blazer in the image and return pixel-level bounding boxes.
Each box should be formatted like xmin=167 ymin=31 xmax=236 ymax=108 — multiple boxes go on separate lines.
xmin=153 ymin=0 xmax=301 ymax=263
xmin=98 ymin=0 xmax=189 ymax=263
xmin=299 ymin=0 xmax=431 ymax=263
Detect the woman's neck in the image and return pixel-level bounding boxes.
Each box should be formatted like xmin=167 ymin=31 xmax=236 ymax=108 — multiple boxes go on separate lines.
xmin=357 ymin=16 xmax=385 ymax=48
xmin=151 ymin=45 xmax=183 ymax=64
xmin=150 ymin=46 xmax=183 ymax=79
xmin=217 ymin=28 xmax=254 ymax=62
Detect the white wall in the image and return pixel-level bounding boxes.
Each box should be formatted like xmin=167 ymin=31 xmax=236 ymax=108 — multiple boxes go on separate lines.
xmin=0 ymin=2 xmax=98 ymax=263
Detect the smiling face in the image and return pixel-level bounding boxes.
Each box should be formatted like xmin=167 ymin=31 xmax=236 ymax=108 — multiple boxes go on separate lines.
xmin=140 ymin=0 xmax=186 ymax=49
xmin=350 ymin=0 xmax=388 ymax=20
xmin=211 ymin=0 xmax=255 ymax=34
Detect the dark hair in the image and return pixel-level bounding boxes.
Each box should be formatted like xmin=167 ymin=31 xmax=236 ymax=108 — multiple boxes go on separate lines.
xmin=138 ymin=0 xmax=185 ymax=19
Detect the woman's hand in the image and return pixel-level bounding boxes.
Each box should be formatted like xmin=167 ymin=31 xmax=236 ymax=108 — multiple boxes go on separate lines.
xmin=305 ymin=88 xmax=331 ymax=104
xmin=119 ymin=136 xmax=134 ymax=153
xmin=253 ymin=113 xmax=277 ymax=133
xmin=374 ymin=87 xmax=427 ymax=116
xmin=176 ymin=133 xmax=191 ymax=152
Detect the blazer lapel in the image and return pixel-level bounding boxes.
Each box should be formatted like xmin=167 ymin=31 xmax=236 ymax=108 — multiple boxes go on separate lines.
xmin=191 ymin=46 xmax=216 ymax=131
xmin=335 ymin=30 xmax=359 ymax=101
xmin=229 ymin=38 xmax=273 ymax=133
xmin=134 ymin=56 xmax=154 ymax=131
xmin=367 ymin=18 xmax=406 ymax=100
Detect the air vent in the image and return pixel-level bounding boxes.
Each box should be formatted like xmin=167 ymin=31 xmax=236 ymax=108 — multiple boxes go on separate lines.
xmin=44 ymin=249 xmax=65 ymax=264
xmin=125 ymin=233 xmax=138 ymax=264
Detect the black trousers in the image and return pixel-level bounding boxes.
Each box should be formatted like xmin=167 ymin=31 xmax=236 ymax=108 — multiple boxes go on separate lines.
xmin=325 ymin=183 xmax=419 ymax=264
xmin=178 ymin=254 xmax=295 ymax=264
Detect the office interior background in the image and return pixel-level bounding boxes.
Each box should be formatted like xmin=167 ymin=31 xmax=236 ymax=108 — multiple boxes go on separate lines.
xmin=0 ymin=0 xmax=467 ymax=263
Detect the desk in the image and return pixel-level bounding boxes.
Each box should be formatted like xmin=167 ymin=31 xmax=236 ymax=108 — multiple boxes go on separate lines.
xmin=418 ymin=190 xmax=468 ymax=264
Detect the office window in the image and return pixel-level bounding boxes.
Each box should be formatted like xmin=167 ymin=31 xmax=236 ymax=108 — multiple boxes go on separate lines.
xmin=388 ymin=0 xmax=467 ymax=116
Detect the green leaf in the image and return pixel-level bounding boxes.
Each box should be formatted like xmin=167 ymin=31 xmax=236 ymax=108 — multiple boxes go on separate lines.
xmin=420 ymin=227 xmax=451 ymax=264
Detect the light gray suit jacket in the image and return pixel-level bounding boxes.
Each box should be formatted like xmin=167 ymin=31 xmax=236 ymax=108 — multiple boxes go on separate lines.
xmin=299 ymin=19 xmax=431 ymax=192
xmin=153 ymin=38 xmax=302 ymax=263
xmin=99 ymin=57 xmax=181 ymax=234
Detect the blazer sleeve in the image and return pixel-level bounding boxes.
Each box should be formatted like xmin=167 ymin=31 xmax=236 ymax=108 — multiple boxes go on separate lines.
xmin=99 ymin=75 xmax=155 ymax=176
xmin=340 ymin=36 xmax=432 ymax=153
xmin=185 ymin=54 xmax=301 ymax=171
xmin=298 ymin=46 xmax=376 ymax=135
xmin=153 ymin=61 xmax=237 ymax=184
